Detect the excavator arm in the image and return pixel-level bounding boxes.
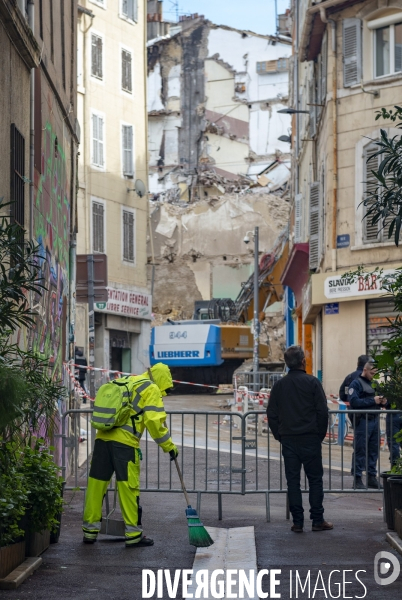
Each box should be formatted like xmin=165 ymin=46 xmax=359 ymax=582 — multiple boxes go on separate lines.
xmin=235 ymin=230 xmax=289 ymax=323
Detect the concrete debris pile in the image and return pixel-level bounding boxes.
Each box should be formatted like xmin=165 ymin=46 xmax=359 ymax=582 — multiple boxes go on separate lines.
xmin=148 ymin=190 xmax=290 ymax=362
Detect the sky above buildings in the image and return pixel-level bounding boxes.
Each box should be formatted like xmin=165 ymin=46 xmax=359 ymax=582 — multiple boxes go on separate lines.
xmin=163 ymin=0 xmax=290 ymax=36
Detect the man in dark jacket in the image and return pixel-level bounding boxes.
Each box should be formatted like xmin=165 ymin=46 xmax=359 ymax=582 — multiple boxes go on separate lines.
xmin=267 ymin=345 xmax=331 ymax=533
xmin=348 ymin=361 xmax=386 ymax=489
xmin=339 ymin=354 xmax=369 ymax=475
xmin=339 ymin=355 xmax=369 ymax=402
xmin=75 ymin=347 xmax=88 ymax=402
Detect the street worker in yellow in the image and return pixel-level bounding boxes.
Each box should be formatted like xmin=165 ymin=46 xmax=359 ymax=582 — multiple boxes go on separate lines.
xmin=82 ymin=363 xmax=178 ymax=547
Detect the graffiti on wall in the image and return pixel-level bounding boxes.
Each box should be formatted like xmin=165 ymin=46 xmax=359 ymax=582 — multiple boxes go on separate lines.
xmin=30 ymin=120 xmax=71 ymax=377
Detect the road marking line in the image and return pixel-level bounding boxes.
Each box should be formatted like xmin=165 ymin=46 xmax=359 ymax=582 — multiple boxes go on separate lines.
xmin=186 ymin=526 xmax=258 ymax=599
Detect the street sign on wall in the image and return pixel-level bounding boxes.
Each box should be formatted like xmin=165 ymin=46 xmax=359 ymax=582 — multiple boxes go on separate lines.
xmin=336 ymin=234 xmax=350 ymax=248
xmin=325 ymin=303 xmax=339 ymax=315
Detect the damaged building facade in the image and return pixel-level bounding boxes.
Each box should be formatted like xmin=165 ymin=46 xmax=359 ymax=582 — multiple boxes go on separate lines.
xmin=146 ymin=11 xmax=293 ymax=361
xmin=147 ymin=17 xmax=292 ymax=199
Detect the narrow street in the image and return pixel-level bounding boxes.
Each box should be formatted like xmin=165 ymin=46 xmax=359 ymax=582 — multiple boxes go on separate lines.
xmin=2 ymin=394 xmax=401 ymax=599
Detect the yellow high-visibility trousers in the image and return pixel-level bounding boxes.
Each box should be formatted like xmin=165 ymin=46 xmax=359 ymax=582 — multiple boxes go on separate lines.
xmin=82 ymin=439 xmax=142 ymax=544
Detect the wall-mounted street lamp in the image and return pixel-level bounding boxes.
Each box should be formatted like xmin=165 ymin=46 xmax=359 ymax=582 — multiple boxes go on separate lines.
xmin=278 ymin=135 xmax=292 ymax=143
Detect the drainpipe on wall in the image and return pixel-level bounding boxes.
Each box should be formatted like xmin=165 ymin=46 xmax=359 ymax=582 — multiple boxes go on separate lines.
xmin=79 ymin=9 xmax=95 ymax=253
xmin=28 ymin=0 xmax=35 ymax=243
xmin=319 ymin=7 xmax=338 ymax=272
xmin=144 ymin=3 xmax=154 ymax=300
xmin=295 ymin=0 xmax=299 ymax=194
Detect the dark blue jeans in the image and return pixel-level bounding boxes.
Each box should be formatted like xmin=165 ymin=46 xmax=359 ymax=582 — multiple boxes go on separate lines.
xmin=386 ymin=413 xmax=402 ymax=465
xmin=354 ymin=417 xmax=379 ymax=477
xmin=281 ymin=435 xmax=324 ymax=526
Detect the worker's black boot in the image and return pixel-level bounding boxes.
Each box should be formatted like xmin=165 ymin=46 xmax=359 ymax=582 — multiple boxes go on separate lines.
xmin=367 ymin=475 xmax=382 ymax=489
xmin=83 ymin=535 xmax=97 ymax=544
xmin=353 ymin=476 xmax=366 ymax=490
xmin=126 ymin=535 xmax=154 ymax=548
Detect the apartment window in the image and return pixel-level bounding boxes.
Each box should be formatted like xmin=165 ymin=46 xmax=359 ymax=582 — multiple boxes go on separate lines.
xmin=122 ymin=49 xmax=132 ymax=92
xmin=39 ymin=0 xmax=43 ymax=39
xmin=10 ymin=124 xmax=25 ymax=240
xmin=309 ymin=182 xmax=322 ymax=270
xmin=92 ymin=113 xmax=105 ymax=168
xmin=61 ymin=0 xmax=66 ymax=89
xmin=294 ymin=193 xmax=303 ymax=243
xmin=122 ymin=125 xmax=134 ymax=177
xmin=308 ymin=72 xmax=317 ymax=138
xmin=91 ymin=33 xmax=103 ymax=80
xmin=375 ymin=22 xmax=402 ymax=77
xmin=92 ymin=201 xmax=105 ymax=253
xmin=50 ymin=0 xmax=54 ymax=61
xmin=343 ymin=18 xmax=362 ymax=87
xmin=362 ymin=142 xmax=392 ymax=243
xmin=123 ymin=210 xmax=135 ymax=262
xmin=316 ymin=33 xmax=327 ymax=119
xmin=256 ymin=58 xmax=288 ymax=74
xmin=122 ymin=0 xmax=137 ymax=21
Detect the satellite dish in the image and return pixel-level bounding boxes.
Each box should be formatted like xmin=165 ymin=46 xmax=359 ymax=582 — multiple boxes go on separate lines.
xmin=135 ymin=179 xmax=146 ymax=198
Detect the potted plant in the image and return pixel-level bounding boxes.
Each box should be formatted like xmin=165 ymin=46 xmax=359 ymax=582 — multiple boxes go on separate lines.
xmin=19 ymin=442 xmax=64 ymax=557
xmin=382 ymin=458 xmax=402 ymax=530
xmin=0 ymin=446 xmax=29 ymax=579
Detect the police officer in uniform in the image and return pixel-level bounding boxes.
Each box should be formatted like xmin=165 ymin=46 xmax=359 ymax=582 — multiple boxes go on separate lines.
xmin=339 ymin=354 xmax=369 ymax=475
xmin=348 ymin=361 xmax=386 ymax=490
xmin=339 ymin=355 xmax=369 ymax=402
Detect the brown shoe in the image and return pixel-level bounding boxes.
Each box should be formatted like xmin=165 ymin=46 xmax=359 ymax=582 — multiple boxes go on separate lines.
xmin=312 ymin=520 xmax=333 ymax=531
xmin=291 ymin=524 xmax=304 ymax=533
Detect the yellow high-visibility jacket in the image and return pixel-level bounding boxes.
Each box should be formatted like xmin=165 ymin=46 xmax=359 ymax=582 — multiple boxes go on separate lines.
xmin=96 ymin=363 xmax=175 ymax=452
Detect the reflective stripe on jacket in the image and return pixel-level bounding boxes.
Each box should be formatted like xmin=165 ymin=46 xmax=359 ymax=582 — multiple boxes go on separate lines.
xmin=96 ymin=365 xmax=175 ymax=452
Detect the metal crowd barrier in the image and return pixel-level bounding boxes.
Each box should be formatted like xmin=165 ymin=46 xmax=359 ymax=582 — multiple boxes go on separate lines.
xmin=61 ymin=408 xmax=401 ymax=521
xmin=234 ymin=370 xmax=285 ymax=395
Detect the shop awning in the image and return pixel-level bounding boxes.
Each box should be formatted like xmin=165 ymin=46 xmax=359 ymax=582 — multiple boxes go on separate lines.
xmin=280 ymin=243 xmax=310 ymax=305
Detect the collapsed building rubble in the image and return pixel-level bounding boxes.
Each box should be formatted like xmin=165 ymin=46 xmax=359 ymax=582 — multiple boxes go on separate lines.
xmin=146 ymin=6 xmax=292 ymax=362
xmin=147 ymin=14 xmax=292 ymax=202
xmin=147 ymin=191 xmax=290 ymax=361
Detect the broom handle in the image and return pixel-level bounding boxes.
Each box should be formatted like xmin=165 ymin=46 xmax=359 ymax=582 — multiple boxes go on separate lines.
xmin=174 ymin=457 xmax=191 ymax=507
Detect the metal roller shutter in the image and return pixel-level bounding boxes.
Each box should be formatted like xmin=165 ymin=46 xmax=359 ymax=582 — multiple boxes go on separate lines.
xmin=366 ymin=298 xmax=397 ymax=355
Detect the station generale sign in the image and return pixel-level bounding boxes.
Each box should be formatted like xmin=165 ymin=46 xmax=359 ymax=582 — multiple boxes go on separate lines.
xmin=95 ymin=286 xmax=152 ymax=320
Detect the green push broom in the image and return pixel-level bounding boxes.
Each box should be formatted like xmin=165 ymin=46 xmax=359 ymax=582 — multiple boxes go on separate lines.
xmin=174 ymin=457 xmax=214 ymax=548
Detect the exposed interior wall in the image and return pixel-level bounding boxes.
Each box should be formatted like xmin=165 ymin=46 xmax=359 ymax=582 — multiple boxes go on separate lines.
xmin=147 ymin=21 xmax=292 ymax=199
